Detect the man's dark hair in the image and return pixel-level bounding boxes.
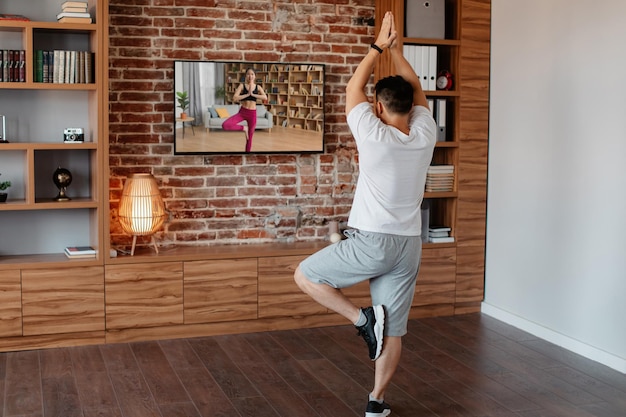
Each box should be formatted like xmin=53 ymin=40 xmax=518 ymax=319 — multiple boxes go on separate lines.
xmin=374 ymin=75 xmax=414 ymax=115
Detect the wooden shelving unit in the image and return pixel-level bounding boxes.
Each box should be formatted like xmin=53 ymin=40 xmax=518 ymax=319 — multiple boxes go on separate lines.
xmin=375 ymin=0 xmax=491 ymax=313
xmin=0 ymin=0 xmax=109 ymax=347
xmin=0 ymin=1 xmax=106 ymax=269
xmin=224 ymin=62 xmax=325 ymax=132
xmin=376 ymin=0 xmax=461 ymax=244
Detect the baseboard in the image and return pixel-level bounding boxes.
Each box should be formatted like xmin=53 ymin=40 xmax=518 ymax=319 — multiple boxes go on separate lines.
xmin=481 ymin=302 xmax=626 ymax=374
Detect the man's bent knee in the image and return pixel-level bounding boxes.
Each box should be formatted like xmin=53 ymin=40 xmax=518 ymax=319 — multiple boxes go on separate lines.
xmin=294 ymin=266 xmax=309 ymax=291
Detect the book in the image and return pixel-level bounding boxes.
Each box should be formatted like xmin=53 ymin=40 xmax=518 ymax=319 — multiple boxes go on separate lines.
xmin=0 ymin=14 xmax=30 ymax=21
xmin=85 ymin=51 xmax=93 ymax=83
xmin=64 ymin=50 xmax=71 ymax=83
xmin=65 ymin=252 xmax=96 ymax=259
xmin=65 ymin=246 xmax=96 ymax=256
xmin=58 ymin=16 xmax=92 ymax=24
xmin=34 ymin=50 xmax=44 ymax=82
xmin=62 ymin=1 xmax=89 ymax=8
xmin=57 ymin=12 xmax=91 ymax=19
xmin=18 ymin=50 xmax=25 ymax=82
xmin=428 ymin=236 xmax=455 ymax=243
xmin=429 ymin=225 xmax=451 ymax=232
xmin=63 ymin=6 xmax=88 ymax=13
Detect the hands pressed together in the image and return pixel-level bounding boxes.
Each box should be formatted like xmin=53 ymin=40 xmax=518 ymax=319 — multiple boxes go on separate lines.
xmin=375 ymin=11 xmax=398 ymax=51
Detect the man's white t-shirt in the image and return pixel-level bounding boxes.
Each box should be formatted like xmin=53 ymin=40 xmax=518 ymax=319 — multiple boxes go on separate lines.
xmin=346 ymin=102 xmax=437 ymax=236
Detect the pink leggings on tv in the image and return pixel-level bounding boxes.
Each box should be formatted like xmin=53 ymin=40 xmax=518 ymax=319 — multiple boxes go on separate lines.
xmin=221 ymin=107 xmax=257 ymax=152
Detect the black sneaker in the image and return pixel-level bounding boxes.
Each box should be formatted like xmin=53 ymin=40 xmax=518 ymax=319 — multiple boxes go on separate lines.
xmin=355 ymin=305 xmax=385 ymax=360
xmin=365 ymin=399 xmax=391 ymax=417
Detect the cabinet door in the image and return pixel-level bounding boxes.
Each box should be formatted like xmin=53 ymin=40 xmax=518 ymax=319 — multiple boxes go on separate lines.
xmin=258 ymin=255 xmax=327 ymax=318
xmin=0 ymin=270 xmax=22 ymax=337
xmin=413 ymin=247 xmax=457 ymax=309
xmin=21 ymin=266 xmax=104 ymax=336
xmin=184 ymin=258 xmax=258 ymax=324
xmin=105 ymin=262 xmax=183 ymax=330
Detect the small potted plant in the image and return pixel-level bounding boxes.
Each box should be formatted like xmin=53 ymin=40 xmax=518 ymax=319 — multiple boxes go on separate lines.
xmin=215 ymin=85 xmax=226 ymax=104
xmin=176 ymin=91 xmax=190 ymax=119
xmin=0 ymin=173 xmax=11 ymax=203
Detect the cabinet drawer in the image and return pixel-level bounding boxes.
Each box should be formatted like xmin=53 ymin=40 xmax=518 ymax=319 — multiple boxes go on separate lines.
xmin=258 ymin=255 xmax=326 ymax=319
xmin=184 ymin=258 xmax=258 ymax=324
xmin=22 ymin=266 xmax=104 ymax=336
xmin=414 ymin=247 xmax=457 ymax=307
xmin=105 ymin=262 xmax=183 ymax=330
xmin=0 ymin=270 xmax=22 ymax=337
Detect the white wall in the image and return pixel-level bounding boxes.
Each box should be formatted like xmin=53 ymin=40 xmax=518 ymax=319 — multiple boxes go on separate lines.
xmin=486 ymin=0 xmax=626 ymax=372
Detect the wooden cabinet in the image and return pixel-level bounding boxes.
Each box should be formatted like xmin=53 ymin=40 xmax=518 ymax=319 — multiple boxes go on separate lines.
xmin=0 ymin=1 xmax=107 ymax=268
xmin=0 ymin=240 xmax=478 ymax=350
xmin=224 ymin=62 xmax=324 ymax=132
xmin=184 ymin=258 xmax=258 ymax=324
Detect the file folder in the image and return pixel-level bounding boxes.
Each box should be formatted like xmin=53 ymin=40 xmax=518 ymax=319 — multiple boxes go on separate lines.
xmin=436 ymin=99 xmax=446 ymax=141
xmin=420 ymin=46 xmax=429 ymax=90
xmin=428 ymin=46 xmax=437 ymax=91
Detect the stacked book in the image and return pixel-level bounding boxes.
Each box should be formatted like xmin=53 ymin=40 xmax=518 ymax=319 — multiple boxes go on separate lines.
xmin=57 ymin=1 xmax=92 ymax=23
xmin=428 ymin=226 xmax=454 ymax=244
xmin=65 ymin=246 xmax=96 ymax=259
xmin=425 ymin=165 xmax=454 ymax=192
xmin=34 ymin=50 xmax=94 ymax=84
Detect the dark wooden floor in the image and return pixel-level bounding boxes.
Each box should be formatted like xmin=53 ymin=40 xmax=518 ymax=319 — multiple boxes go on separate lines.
xmin=1 ymin=313 xmax=625 ymax=417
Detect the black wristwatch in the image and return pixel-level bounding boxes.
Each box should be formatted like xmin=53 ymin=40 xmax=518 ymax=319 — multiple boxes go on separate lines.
xmin=370 ymin=43 xmax=383 ymax=54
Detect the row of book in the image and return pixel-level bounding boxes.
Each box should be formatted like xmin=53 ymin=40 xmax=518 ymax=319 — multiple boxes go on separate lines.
xmin=425 ymin=165 xmax=454 ymax=192
xmin=34 ymin=50 xmax=94 ymax=84
xmin=0 ymin=50 xmax=26 ymax=83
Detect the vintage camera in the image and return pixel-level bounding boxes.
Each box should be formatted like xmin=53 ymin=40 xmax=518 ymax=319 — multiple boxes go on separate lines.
xmin=63 ymin=127 xmax=84 ymax=142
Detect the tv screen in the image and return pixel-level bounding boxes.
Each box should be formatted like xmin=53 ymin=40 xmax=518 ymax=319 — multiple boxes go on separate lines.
xmin=173 ymin=60 xmax=325 ymax=154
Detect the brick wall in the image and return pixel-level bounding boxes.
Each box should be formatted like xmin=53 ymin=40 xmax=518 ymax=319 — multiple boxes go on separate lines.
xmin=108 ymin=0 xmax=376 ymax=250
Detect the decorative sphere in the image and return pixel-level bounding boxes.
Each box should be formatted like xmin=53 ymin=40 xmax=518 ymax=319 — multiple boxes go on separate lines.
xmin=53 ymin=167 xmax=72 ymax=189
xmin=330 ymin=232 xmax=342 ymax=243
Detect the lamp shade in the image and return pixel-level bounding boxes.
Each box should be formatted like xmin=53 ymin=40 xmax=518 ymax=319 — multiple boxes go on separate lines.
xmin=119 ymin=173 xmax=166 ymax=241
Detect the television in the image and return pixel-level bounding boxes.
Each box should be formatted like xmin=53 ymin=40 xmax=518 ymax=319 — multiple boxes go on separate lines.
xmin=173 ymin=60 xmax=325 ymax=154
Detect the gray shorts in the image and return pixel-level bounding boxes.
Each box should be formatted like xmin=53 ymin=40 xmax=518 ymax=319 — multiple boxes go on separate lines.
xmin=299 ymin=229 xmax=422 ymax=337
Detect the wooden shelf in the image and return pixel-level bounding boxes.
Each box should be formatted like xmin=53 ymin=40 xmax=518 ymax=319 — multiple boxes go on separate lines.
xmin=403 ymin=37 xmax=461 ymax=46
xmin=0 ymin=252 xmax=100 ymax=270
xmin=0 ymin=198 xmax=98 ymax=211
xmin=0 ymin=20 xmax=96 ymax=31
xmin=0 ymin=142 xmax=98 ymax=150
xmin=0 ymin=81 xmax=97 ymax=90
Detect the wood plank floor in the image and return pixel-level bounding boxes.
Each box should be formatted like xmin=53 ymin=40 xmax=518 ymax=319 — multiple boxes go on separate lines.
xmin=1 ymin=313 xmax=625 ymax=417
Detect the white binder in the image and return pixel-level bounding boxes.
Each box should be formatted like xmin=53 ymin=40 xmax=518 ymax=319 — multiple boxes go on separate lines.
xmin=428 ymin=46 xmax=438 ymax=91
xmin=420 ymin=46 xmax=429 ymax=90
xmin=413 ymin=45 xmax=423 ymax=86
xmin=436 ymin=99 xmax=446 ymax=141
